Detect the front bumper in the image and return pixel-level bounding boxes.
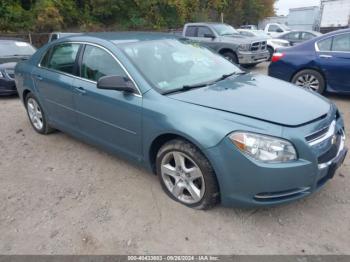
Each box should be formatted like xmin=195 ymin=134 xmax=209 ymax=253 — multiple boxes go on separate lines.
xmin=238 ymin=50 xmax=269 ymax=65
xmin=0 ymin=78 xmax=17 ymax=96
xmin=205 ymin=119 xmax=347 ymax=208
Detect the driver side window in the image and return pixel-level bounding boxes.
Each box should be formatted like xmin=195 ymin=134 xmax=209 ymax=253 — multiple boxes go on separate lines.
xmin=197 ymin=27 xmax=213 ymax=37
xmin=80 ymin=45 xmax=127 ymax=82
xmin=268 ymin=25 xmax=279 ymax=32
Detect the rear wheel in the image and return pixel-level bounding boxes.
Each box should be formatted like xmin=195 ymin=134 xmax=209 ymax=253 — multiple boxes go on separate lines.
xmin=156 ymin=139 xmax=219 ymax=210
xmin=291 ymin=69 xmax=325 ymax=94
xmin=25 ymin=93 xmax=54 ymax=134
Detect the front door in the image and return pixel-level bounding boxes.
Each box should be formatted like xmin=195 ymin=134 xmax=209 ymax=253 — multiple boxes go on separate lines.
xmin=73 ymin=44 xmax=143 ymax=160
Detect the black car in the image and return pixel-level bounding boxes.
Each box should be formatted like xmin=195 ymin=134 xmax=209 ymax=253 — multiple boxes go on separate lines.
xmin=0 ymin=39 xmax=36 ymax=96
xmin=277 ymin=30 xmax=322 ymax=46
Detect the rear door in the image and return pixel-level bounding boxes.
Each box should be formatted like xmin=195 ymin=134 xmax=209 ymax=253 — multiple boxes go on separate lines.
xmin=316 ymin=33 xmax=350 ymax=93
xmin=73 ymin=44 xmax=143 ymax=160
xmin=32 ymin=42 xmax=81 ymax=130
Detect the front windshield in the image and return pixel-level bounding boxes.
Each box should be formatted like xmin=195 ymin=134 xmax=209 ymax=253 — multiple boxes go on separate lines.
xmin=0 ymin=41 xmax=36 ymax=57
xmin=212 ymin=24 xmax=239 ymax=36
xmin=119 ymin=39 xmax=241 ymax=93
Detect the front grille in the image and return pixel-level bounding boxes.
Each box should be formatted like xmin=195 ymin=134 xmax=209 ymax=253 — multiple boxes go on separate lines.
xmin=250 ymin=41 xmax=267 ymax=51
xmin=305 ymin=126 xmax=329 ymax=142
xmin=317 ymin=129 xmax=343 ymax=164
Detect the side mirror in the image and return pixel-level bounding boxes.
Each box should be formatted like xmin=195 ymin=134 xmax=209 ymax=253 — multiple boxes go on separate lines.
xmin=204 ymin=33 xmax=215 ymax=39
xmin=276 ymin=28 xmax=283 ymax=33
xmin=97 ymin=75 xmax=136 ymax=93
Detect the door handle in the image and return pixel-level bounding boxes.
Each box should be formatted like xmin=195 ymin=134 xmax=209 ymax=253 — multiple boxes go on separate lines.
xmin=34 ymin=74 xmax=43 ymax=81
xmin=319 ymin=55 xmax=333 ymax=59
xmin=75 ymin=87 xmax=86 ymax=94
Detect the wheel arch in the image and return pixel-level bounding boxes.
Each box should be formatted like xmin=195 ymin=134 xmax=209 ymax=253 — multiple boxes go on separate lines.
xmin=22 ymin=89 xmax=31 ymax=103
xmin=148 ymin=133 xmax=210 ymax=175
xmin=218 ymin=48 xmax=237 ymax=57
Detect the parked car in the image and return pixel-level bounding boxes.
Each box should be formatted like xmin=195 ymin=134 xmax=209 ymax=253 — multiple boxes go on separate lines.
xmin=182 ymin=22 xmax=270 ymax=67
xmin=239 ymin=25 xmax=258 ymax=30
xmin=48 ymin=32 xmax=80 ymax=42
xmin=277 ymin=30 xmax=322 ymax=46
xmin=269 ymin=29 xmax=350 ymax=94
xmin=263 ymin=23 xmax=292 ymax=37
xmin=0 ymin=39 xmax=36 ymax=96
xmin=237 ymin=29 xmax=291 ymax=60
xmin=15 ymin=32 xmax=347 ymax=209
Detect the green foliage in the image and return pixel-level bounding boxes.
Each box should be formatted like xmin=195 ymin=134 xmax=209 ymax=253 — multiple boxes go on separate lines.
xmin=0 ymin=0 xmax=276 ymax=32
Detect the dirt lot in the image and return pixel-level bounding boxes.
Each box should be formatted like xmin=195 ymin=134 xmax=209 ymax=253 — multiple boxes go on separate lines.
xmin=0 ymin=62 xmax=349 ymax=255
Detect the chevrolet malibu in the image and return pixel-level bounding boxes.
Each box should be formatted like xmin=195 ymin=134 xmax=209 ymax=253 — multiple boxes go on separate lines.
xmin=15 ymin=33 xmax=347 ymax=209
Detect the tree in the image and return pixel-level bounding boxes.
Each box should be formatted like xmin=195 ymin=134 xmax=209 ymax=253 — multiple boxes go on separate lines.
xmin=0 ymin=0 xmax=276 ymax=33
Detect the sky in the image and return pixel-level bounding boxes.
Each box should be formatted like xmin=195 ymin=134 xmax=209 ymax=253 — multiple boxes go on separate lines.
xmin=274 ymin=0 xmax=321 ymax=16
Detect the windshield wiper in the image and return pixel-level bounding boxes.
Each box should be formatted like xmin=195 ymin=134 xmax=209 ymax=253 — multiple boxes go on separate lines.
xmin=163 ymin=71 xmax=245 ymax=95
xmin=163 ymin=82 xmax=209 ymax=95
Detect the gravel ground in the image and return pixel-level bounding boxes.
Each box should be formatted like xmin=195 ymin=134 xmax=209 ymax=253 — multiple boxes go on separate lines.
xmin=0 ymin=62 xmax=349 ymax=255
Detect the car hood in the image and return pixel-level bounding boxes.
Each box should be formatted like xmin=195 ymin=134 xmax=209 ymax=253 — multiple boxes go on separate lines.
xmin=0 ymin=56 xmax=30 ymax=67
xmin=168 ymin=74 xmax=330 ymax=127
xmin=0 ymin=62 xmax=16 ymax=70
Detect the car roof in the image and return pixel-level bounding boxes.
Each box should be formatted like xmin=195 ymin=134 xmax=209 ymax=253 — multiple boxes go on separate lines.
xmin=185 ymin=22 xmax=226 ymax=26
xmin=64 ymin=31 xmax=180 ymax=45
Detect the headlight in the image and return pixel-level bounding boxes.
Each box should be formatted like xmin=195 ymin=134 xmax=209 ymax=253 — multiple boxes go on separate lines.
xmin=238 ymin=44 xmax=250 ymax=51
xmin=229 ymin=132 xmax=297 ymax=163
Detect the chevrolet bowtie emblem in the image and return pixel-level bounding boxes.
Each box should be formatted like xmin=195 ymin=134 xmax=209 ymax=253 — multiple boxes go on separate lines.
xmin=331 ymin=134 xmax=337 ymax=145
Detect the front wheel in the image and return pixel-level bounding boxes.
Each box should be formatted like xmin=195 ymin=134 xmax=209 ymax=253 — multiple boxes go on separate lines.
xmin=222 ymin=51 xmax=238 ymax=64
xmin=291 ymin=69 xmax=325 ymax=94
xmin=156 ymin=139 xmax=219 ymax=210
xmin=267 ymin=46 xmax=274 ymax=61
xmin=25 ymin=93 xmax=54 ymax=134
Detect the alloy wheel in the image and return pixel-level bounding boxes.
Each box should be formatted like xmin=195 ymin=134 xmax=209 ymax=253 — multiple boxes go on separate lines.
xmin=294 ymin=74 xmax=320 ymax=91
xmin=160 ymin=151 xmax=205 ymax=204
xmin=27 ymin=98 xmax=44 ymax=130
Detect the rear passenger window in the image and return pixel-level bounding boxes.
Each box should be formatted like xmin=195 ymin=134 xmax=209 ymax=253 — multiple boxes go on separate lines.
xmin=80 ymin=45 xmax=126 ymax=82
xmin=332 ymin=33 xmax=350 ymax=52
xmin=284 ymin=32 xmax=299 ymax=40
xmin=46 ymin=43 xmax=80 ymax=75
xmin=317 ymin=38 xmax=332 ymax=51
xmin=185 ymin=26 xmax=196 ymax=37
xmin=301 ymin=32 xmax=314 ymax=40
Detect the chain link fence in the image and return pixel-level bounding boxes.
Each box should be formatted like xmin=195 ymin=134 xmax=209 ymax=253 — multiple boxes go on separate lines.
xmin=0 ymin=32 xmax=54 ymax=48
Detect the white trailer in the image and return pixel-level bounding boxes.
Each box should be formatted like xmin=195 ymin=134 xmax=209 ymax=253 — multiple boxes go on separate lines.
xmin=320 ymin=0 xmax=350 ymax=33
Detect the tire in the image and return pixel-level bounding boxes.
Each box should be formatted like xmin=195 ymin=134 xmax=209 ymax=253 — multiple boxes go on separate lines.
xmin=267 ymin=46 xmax=274 ymax=61
xmin=222 ymin=51 xmax=238 ymax=64
xmin=291 ymin=69 xmax=325 ymax=94
xmin=156 ymin=139 xmax=219 ymax=210
xmin=25 ymin=93 xmax=54 ymax=134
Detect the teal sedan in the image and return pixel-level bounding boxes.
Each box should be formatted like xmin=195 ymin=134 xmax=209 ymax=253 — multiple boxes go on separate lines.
xmin=15 ymin=32 xmax=347 ymax=209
